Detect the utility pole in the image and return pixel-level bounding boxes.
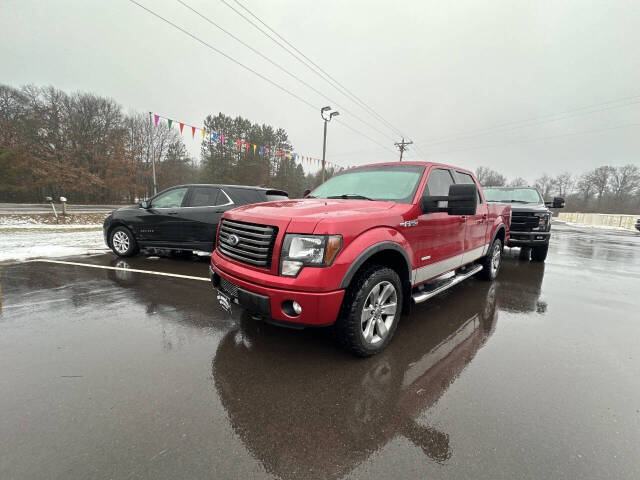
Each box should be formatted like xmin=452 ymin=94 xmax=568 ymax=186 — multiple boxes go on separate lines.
xmin=320 ymin=106 xmax=339 ymax=183
xmin=148 ymin=112 xmax=157 ymax=195
xmin=394 ymin=137 xmax=413 ymax=162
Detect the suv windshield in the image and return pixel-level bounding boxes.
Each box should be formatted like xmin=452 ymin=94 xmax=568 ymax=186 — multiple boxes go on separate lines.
xmin=484 ymin=187 xmax=542 ymax=204
xmin=310 ymin=165 xmax=425 ymax=203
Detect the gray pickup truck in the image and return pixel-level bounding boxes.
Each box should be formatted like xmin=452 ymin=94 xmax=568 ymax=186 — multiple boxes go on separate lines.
xmin=483 ymin=187 xmax=564 ymax=262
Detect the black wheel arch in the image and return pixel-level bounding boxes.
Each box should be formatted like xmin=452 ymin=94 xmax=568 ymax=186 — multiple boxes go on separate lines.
xmin=339 ymin=241 xmax=413 ymax=315
xmin=490 ymin=224 xmax=506 ymax=250
xmin=106 ymin=221 xmax=135 ymax=248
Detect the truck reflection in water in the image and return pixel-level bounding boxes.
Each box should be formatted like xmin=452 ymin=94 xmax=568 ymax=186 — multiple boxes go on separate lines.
xmin=103 ymin=254 xmax=547 ymax=479
xmin=495 ymin=256 xmax=547 ymax=314
xmin=211 ymin=280 xmax=508 ymax=480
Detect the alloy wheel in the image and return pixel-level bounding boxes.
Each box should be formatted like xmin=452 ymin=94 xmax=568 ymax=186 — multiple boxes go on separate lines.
xmin=361 ymin=281 xmax=398 ymax=345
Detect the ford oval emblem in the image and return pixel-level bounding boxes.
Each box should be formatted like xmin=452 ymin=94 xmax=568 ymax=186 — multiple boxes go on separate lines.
xmin=228 ymin=234 xmax=240 ymax=246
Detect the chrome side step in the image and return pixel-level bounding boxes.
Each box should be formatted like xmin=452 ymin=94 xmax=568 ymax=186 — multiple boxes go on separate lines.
xmin=412 ymin=265 xmax=483 ymax=304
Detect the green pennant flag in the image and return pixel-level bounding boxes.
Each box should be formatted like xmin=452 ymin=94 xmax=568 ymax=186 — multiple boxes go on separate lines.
xmin=168 ymin=119 xmax=173 ymax=129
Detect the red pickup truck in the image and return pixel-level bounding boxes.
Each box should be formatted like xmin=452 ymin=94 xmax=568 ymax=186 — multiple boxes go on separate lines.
xmin=210 ymin=162 xmax=510 ymax=356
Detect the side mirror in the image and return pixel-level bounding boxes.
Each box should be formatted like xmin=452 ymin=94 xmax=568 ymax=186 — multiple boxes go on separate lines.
xmin=420 ymin=183 xmax=478 ymax=216
xmin=140 ymin=200 xmax=149 ymax=209
xmin=545 ymin=196 xmax=565 ymax=208
xmin=447 ymin=183 xmax=478 ymax=216
xmin=302 ymin=189 xmax=311 ymax=198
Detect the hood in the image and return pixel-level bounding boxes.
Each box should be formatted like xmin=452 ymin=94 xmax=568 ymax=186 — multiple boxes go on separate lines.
xmin=510 ymin=204 xmax=549 ymax=214
xmin=225 ymin=199 xmax=398 ymax=233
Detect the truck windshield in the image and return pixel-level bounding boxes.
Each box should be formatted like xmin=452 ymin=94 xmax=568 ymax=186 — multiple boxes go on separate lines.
xmin=310 ymin=165 xmax=425 ymax=203
xmin=484 ymin=187 xmax=542 ymax=204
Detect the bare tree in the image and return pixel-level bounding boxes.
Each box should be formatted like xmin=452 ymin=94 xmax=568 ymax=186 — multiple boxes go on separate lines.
xmin=554 ymin=172 xmax=574 ymax=197
xmin=591 ymin=166 xmax=615 ymax=202
xmin=534 ymin=174 xmax=556 ymax=200
xmin=475 ymin=166 xmax=506 ymax=186
xmin=508 ymin=177 xmax=528 ymax=187
xmin=610 ymin=164 xmax=640 ymax=201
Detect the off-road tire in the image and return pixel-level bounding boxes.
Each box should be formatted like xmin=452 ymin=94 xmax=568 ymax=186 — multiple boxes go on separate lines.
xmin=478 ymin=238 xmax=502 ymax=281
xmin=109 ymin=226 xmax=139 ymax=257
xmin=531 ymin=244 xmax=549 ymax=262
xmin=334 ymin=265 xmax=403 ymax=357
xmin=518 ymin=247 xmax=531 ymax=260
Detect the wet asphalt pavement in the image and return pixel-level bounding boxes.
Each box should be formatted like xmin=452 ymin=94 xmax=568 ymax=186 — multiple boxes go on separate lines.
xmin=1 ymin=223 xmax=639 ymax=479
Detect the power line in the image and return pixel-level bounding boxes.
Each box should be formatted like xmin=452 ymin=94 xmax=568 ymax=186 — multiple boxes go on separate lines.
xmin=423 ymin=122 xmax=640 ymax=157
xmin=176 ymin=0 xmax=396 ymax=142
xmin=127 ymin=0 xmax=394 ymax=155
xmin=220 ymin=0 xmax=409 ymax=140
xmin=417 ymin=94 xmax=640 ymax=149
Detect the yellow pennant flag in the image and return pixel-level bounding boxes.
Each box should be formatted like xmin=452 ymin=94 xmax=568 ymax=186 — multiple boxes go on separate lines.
xmin=202 ymin=129 xmax=206 ymax=140
xmin=253 ymin=144 xmax=257 ymax=154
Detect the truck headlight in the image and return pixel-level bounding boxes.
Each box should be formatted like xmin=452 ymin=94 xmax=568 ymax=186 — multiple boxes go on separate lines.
xmin=533 ymin=213 xmax=550 ymax=230
xmin=280 ymin=234 xmax=342 ymax=277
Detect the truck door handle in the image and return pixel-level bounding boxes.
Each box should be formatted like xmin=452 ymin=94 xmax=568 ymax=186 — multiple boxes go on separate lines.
xmin=482 ymin=214 xmax=488 ymax=219
xmin=459 ymin=216 xmax=467 ymax=222
xmin=167 ymin=211 xmax=179 ymax=215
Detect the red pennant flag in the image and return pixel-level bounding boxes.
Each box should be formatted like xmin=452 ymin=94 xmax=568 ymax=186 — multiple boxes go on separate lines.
xmin=179 ymin=122 xmax=184 ymax=133
xmin=191 ymin=126 xmax=196 ymax=138
xmin=237 ymin=139 xmax=242 ymax=149
xmin=245 ymin=141 xmax=249 ymax=149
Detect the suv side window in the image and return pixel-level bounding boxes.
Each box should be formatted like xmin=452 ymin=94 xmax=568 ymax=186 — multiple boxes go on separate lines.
xmin=189 ymin=187 xmax=224 ymax=207
xmin=453 ymin=171 xmax=483 ymax=204
xmin=151 ymin=187 xmax=188 ymax=208
xmin=425 ymin=168 xmax=455 ymax=196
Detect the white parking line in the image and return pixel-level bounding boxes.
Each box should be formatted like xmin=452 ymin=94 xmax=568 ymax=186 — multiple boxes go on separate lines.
xmin=31 ymin=259 xmax=210 ymax=281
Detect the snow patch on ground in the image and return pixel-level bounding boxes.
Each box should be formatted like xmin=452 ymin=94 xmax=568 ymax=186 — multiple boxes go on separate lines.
xmin=564 ymin=221 xmax=635 ymax=232
xmin=0 ymin=226 xmax=108 ymax=262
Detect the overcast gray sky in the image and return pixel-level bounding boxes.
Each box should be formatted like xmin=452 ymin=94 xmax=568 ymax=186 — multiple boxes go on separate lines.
xmin=2 ymin=0 xmax=639 ymax=180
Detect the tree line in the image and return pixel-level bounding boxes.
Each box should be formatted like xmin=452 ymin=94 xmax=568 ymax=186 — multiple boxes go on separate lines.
xmin=2 ymin=83 xmax=638 ymax=213
xmin=0 ymin=83 xmax=333 ymax=203
xmin=475 ymin=165 xmax=640 ymax=214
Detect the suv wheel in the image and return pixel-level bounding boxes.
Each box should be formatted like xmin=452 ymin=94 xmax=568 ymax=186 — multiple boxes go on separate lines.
xmin=110 ymin=226 xmax=139 ymax=257
xmin=334 ymin=265 xmax=403 ymax=357
xmin=531 ymin=244 xmax=549 ymax=262
xmin=479 ymin=238 xmax=502 ymax=281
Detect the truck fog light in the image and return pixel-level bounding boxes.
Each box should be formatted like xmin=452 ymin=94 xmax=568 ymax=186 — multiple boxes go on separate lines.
xmin=281 ymin=260 xmax=303 ymax=276
xmin=292 ymin=301 xmax=302 ymax=314
xmin=282 ymin=300 xmax=302 ymax=316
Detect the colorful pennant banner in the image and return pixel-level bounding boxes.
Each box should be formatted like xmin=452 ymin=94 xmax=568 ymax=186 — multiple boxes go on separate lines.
xmin=150 ymin=112 xmax=346 ymax=171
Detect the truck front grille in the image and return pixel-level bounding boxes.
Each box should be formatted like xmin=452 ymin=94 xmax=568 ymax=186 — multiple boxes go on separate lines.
xmin=217 ymin=219 xmax=277 ymax=268
xmin=510 ymin=212 xmax=539 ymax=232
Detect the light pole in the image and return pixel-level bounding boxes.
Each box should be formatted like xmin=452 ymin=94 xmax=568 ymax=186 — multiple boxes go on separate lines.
xmin=148 ymin=111 xmax=158 ymax=195
xmin=321 ymin=106 xmax=339 ymax=183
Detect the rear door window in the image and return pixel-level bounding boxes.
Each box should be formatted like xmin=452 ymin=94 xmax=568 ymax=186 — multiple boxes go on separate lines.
xmin=188 ymin=187 xmax=222 ymax=207
xmin=453 ymin=171 xmax=482 ymax=204
xmin=425 ymin=168 xmax=455 ymax=196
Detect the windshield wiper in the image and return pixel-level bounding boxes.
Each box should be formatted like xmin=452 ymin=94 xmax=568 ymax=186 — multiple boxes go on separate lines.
xmin=327 ymin=194 xmax=374 ymax=201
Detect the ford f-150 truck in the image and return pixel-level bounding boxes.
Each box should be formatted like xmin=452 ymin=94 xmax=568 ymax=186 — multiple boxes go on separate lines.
xmin=210 ymin=162 xmax=510 ymax=356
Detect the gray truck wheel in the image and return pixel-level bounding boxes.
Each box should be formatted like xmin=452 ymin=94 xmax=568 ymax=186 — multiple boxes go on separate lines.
xmin=531 ymin=244 xmax=549 ymax=262
xmin=334 ymin=265 xmax=403 ymax=357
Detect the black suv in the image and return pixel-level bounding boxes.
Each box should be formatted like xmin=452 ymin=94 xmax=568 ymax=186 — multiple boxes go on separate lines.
xmin=103 ymin=184 xmax=288 ymax=257
xmin=483 ymin=186 xmax=564 ymax=262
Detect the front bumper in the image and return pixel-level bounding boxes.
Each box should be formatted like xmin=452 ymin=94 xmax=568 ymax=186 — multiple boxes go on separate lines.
xmin=209 ymin=265 xmax=345 ymax=327
xmin=507 ymin=231 xmax=550 ymax=246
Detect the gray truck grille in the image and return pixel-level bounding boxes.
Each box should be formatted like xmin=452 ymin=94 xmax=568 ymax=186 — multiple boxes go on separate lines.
xmin=510 ymin=212 xmax=539 ymax=232
xmin=217 ymin=219 xmax=277 ymax=268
